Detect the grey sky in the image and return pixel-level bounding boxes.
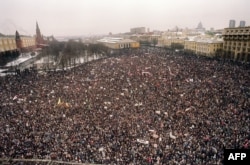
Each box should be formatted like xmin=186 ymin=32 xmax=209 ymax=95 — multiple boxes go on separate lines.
xmin=0 ymin=0 xmax=249 ymax=36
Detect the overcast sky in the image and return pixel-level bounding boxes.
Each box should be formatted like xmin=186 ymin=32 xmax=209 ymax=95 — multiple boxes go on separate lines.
xmin=0 ymin=0 xmax=249 ymax=36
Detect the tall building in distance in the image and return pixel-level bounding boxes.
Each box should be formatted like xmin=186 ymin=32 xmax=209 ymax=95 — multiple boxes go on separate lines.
xmin=130 ymin=27 xmax=146 ymax=34
xmin=239 ymin=20 xmax=246 ymax=27
xmin=197 ymin=22 xmax=203 ymax=29
xmin=229 ymin=20 xmax=236 ymax=28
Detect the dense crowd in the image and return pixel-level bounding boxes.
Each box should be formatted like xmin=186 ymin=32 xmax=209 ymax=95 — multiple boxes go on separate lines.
xmin=0 ymin=48 xmax=249 ymax=164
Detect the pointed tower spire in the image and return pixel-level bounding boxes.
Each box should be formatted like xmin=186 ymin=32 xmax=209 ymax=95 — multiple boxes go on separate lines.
xmin=15 ymin=30 xmax=20 ymax=40
xmin=36 ymin=21 xmax=42 ymax=38
xmin=36 ymin=21 xmax=44 ymax=46
xmin=15 ymin=30 xmax=23 ymax=50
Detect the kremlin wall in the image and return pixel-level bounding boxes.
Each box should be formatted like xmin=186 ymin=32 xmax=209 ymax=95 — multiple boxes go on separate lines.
xmin=0 ymin=22 xmax=46 ymax=66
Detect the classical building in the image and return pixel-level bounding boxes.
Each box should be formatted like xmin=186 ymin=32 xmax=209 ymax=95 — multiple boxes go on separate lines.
xmin=184 ymin=38 xmax=223 ymax=57
xmin=195 ymin=40 xmax=223 ymax=57
xmin=97 ymin=37 xmax=140 ymax=49
xmin=22 ymin=37 xmax=36 ymax=48
xmin=158 ymin=37 xmax=186 ymax=48
xmin=184 ymin=40 xmax=196 ymax=52
xmin=222 ymin=26 xmax=250 ymax=62
xmin=0 ymin=37 xmax=17 ymax=53
xmin=0 ymin=37 xmax=19 ymax=65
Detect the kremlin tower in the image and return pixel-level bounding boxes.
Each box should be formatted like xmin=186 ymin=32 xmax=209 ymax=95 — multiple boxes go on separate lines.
xmin=15 ymin=30 xmax=23 ymax=51
xmin=35 ymin=22 xmax=45 ymax=47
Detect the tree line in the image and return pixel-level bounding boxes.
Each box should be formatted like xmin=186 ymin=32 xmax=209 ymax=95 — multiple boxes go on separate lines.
xmin=45 ymin=39 xmax=109 ymax=67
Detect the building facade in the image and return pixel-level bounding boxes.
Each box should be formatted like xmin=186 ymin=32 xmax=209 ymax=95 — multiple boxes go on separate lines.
xmin=229 ymin=20 xmax=236 ymax=28
xmin=223 ymin=26 xmax=250 ymax=62
xmin=184 ymin=39 xmax=223 ymax=57
xmin=15 ymin=30 xmax=36 ymax=52
xmin=0 ymin=37 xmax=17 ymax=53
xmin=130 ymin=27 xmax=146 ymax=34
xmin=130 ymin=34 xmax=161 ymax=46
xmin=195 ymin=41 xmax=223 ymax=57
xmin=160 ymin=37 xmax=186 ymax=48
xmin=239 ymin=21 xmax=246 ymax=27
xmin=184 ymin=40 xmax=196 ymax=52
xmin=20 ymin=37 xmax=36 ymax=51
xmin=97 ymin=37 xmax=140 ymax=49
xmin=0 ymin=37 xmax=20 ymax=66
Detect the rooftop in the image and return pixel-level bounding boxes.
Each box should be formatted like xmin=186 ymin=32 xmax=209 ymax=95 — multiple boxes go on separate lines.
xmin=224 ymin=26 xmax=250 ymax=30
xmin=97 ymin=37 xmax=136 ymax=44
xmin=186 ymin=36 xmax=223 ymax=43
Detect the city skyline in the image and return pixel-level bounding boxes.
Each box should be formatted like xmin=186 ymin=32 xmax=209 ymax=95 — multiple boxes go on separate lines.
xmin=0 ymin=0 xmax=250 ymax=36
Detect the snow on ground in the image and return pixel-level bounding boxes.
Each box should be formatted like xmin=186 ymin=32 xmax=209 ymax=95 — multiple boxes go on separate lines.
xmin=0 ymin=68 xmax=8 ymax=72
xmin=72 ymin=54 xmax=102 ymax=64
xmin=5 ymin=53 xmax=34 ymax=67
xmin=34 ymin=56 xmax=54 ymax=64
xmin=1 ymin=53 xmax=103 ymax=76
xmin=0 ymin=68 xmax=14 ymax=77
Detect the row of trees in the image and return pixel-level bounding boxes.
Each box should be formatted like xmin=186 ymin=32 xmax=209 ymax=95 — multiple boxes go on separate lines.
xmin=45 ymin=39 xmax=110 ymax=69
xmin=48 ymin=39 xmax=109 ymax=56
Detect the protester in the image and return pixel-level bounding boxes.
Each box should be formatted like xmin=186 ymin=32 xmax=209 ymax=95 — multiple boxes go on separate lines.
xmin=0 ymin=47 xmax=249 ymax=164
